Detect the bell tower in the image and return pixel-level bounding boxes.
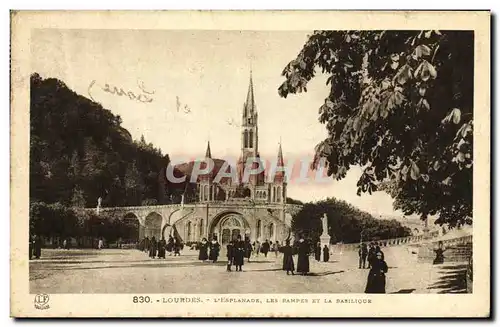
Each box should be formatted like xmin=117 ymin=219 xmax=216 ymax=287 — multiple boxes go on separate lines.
xmin=238 ymin=71 xmax=260 ymax=184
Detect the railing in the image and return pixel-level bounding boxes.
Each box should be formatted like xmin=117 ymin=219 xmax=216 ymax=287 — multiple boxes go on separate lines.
xmin=330 ymin=230 xmax=441 ymax=252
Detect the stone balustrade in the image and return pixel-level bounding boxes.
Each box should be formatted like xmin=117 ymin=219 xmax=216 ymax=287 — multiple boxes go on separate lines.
xmin=330 ymin=230 xmax=441 ymax=252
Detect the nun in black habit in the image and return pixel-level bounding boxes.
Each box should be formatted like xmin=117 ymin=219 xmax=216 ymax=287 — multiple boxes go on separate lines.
xmin=365 ymin=251 xmax=389 ymax=293
xmin=296 ymin=236 xmax=310 ymax=275
xmin=198 ymin=238 xmax=209 ymax=261
xmin=149 ymin=236 xmax=157 ymax=258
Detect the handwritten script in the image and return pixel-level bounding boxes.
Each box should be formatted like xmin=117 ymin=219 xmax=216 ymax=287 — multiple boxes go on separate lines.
xmin=88 ymin=79 xmax=155 ymax=104
xmin=88 ymin=79 xmax=192 ymax=114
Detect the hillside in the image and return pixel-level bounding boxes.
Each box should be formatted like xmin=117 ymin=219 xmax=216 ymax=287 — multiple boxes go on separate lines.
xmin=30 ymin=73 xmax=169 ymax=208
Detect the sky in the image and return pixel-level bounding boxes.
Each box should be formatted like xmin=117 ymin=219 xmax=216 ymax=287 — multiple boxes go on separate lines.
xmin=31 ymin=29 xmax=410 ymax=219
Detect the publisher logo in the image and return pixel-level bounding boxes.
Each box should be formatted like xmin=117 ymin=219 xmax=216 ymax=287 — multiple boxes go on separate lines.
xmin=34 ymin=293 xmax=50 ymax=310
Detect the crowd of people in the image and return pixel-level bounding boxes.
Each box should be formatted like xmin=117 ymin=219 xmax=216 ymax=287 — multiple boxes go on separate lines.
xmin=220 ymin=234 xmax=327 ymax=276
xmin=139 ymin=235 xmax=183 ymax=258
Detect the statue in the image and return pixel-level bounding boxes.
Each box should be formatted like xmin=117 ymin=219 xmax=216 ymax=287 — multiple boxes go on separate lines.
xmin=96 ymin=197 xmax=102 ymax=215
xmin=321 ymin=213 xmax=328 ymax=236
xmin=320 ymin=213 xmax=331 ymax=250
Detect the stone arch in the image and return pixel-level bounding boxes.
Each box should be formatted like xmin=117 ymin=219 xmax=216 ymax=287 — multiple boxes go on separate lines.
xmin=144 ymin=212 xmax=162 ymax=240
xmin=209 ymin=210 xmax=250 ymax=244
xmin=123 ymin=212 xmax=141 ymax=242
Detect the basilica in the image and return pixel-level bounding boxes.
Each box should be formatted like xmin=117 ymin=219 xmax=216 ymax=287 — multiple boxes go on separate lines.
xmin=161 ymin=73 xmax=297 ymax=245
xmin=195 ymin=72 xmax=287 ymax=206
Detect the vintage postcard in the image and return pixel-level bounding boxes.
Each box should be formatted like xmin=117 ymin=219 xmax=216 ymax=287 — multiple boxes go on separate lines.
xmin=10 ymin=10 xmax=490 ymax=317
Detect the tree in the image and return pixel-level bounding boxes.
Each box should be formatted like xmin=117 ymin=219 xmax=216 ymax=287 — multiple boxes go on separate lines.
xmin=279 ymin=31 xmax=473 ymax=228
xmin=291 ymin=197 xmax=411 ymax=243
xmin=30 ymin=74 xmax=168 ymax=208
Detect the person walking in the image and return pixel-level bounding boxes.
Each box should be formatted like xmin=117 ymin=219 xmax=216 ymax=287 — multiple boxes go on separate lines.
xmin=323 ymin=245 xmax=330 ymax=262
xmin=281 ymin=239 xmax=295 ymax=275
xmin=262 ymin=240 xmax=270 ymax=258
xmin=367 ymin=243 xmax=376 ymax=268
xmin=244 ymin=238 xmax=253 ymax=263
xmin=149 ymin=236 xmax=157 ymax=258
xmin=226 ymin=240 xmax=234 ymax=272
xmin=173 ymin=238 xmax=181 ymax=256
xmin=296 ymin=235 xmax=310 ymax=276
xmin=315 ymin=241 xmax=322 ymax=262
xmin=32 ymin=234 xmax=42 ymax=259
xmin=209 ymin=237 xmax=221 ymax=263
xmin=274 ymin=241 xmax=281 ymax=260
xmin=157 ymin=237 xmax=166 ymax=259
xmin=254 ymin=241 xmax=261 ymax=258
xmin=233 ymin=235 xmax=245 ymax=272
xmin=198 ymin=238 xmax=209 ymax=262
xmin=98 ymin=238 xmax=104 ymax=250
xmin=433 ymin=241 xmax=446 ymax=264
xmin=167 ymin=236 xmax=174 ymax=256
xmin=359 ymin=243 xmax=368 ymax=269
xmin=365 ymin=251 xmax=389 ymax=293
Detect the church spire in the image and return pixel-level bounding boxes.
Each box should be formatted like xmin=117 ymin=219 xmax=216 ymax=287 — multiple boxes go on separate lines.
xmin=243 ymin=71 xmax=256 ymax=119
xmin=205 ymin=141 xmax=212 ymax=159
xmin=277 ymin=142 xmax=284 ymax=167
xmin=274 ymin=142 xmax=285 ymax=183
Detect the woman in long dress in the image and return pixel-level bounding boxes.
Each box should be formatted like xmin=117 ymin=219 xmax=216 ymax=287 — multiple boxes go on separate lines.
xmin=365 ymin=251 xmax=388 ymax=293
xmin=433 ymin=241 xmax=446 ymax=265
xmin=157 ymin=237 xmax=166 ymax=259
xmin=296 ymin=237 xmax=310 ymax=275
xmin=198 ymin=238 xmax=209 ymax=261
xmin=149 ymin=236 xmax=157 ymax=258
xmin=209 ymin=238 xmax=220 ymax=263
xmin=323 ymin=245 xmax=330 ymax=262
xmin=315 ymin=242 xmax=321 ymax=261
xmin=281 ymin=239 xmax=295 ymax=275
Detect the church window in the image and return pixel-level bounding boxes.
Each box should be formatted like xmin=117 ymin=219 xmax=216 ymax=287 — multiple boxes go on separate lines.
xmin=204 ymin=185 xmax=209 ymax=201
xmin=269 ymin=223 xmax=274 ymax=239
xmin=244 ymin=130 xmax=248 ymax=148
xmin=276 ymin=186 xmax=281 ymax=202
xmin=249 ymin=130 xmax=253 ymax=148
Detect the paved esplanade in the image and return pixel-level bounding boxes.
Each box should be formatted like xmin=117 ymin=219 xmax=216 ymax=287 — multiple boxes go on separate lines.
xmin=30 ymin=246 xmax=467 ymax=294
